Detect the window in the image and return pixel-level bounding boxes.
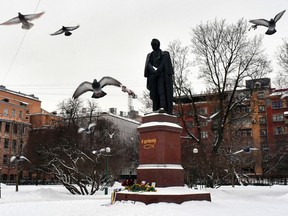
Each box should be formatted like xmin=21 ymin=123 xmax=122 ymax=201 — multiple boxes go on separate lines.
xmin=237 ymin=129 xmax=252 ymax=137
xmin=4 ymin=138 xmax=9 ymax=148
xmin=11 ymin=109 xmax=16 ymax=118
xmin=274 ymin=127 xmax=285 ymax=135
xmin=260 ymin=129 xmax=267 ymax=136
xmin=258 ymin=105 xmax=265 ymax=112
xmin=200 ymin=121 xmax=208 ymax=127
xmin=272 ymin=101 xmax=283 ymax=109
xmin=260 ymin=117 xmax=266 ymax=124
xmin=20 ymin=140 xmax=23 ymax=150
xmin=247 ymin=129 xmax=252 ymax=137
xmin=242 ymin=130 xmax=247 ymax=137
xmin=273 ymin=114 xmax=284 ymax=122
xmin=261 ymin=142 xmax=269 ymax=150
xmin=242 ymin=106 xmax=251 ymax=113
xmin=3 ymin=155 xmax=8 ymax=164
xmin=198 ymin=108 xmax=207 ymax=115
xmin=258 ymin=92 xmax=265 ymax=99
xmin=19 ymin=111 xmax=23 ymax=119
xmin=186 ymin=110 xmax=194 ymax=116
xmin=20 ymin=102 xmax=27 ymax=107
xmin=3 ymin=108 xmax=8 ymax=116
xmin=201 ymin=131 xmax=208 ymax=139
xmin=13 ymin=124 xmax=18 ymax=134
xmin=18 ymin=125 xmax=24 ymax=134
xmin=186 ymin=121 xmax=194 ymax=128
xmin=212 ymin=120 xmax=220 ymax=127
xmin=12 ymin=139 xmax=17 ymax=151
xmin=5 ymin=122 xmax=10 ymax=133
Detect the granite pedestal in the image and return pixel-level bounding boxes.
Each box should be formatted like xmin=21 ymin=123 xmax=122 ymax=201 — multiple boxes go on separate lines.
xmin=115 ymin=112 xmax=211 ymax=204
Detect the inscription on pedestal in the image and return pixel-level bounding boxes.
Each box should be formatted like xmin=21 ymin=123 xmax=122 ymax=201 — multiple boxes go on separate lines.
xmin=141 ymin=138 xmax=157 ymax=149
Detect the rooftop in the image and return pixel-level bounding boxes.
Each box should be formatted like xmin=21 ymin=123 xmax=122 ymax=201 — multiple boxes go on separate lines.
xmin=0 ymin=85 xmax=40 ymax=101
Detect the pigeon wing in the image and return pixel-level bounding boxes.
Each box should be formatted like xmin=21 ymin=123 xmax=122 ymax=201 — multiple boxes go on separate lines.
xmin=10 ymin=155 xmax=17 ymax=162
xmin=274 ymin=10 xmax=286 ymax=23
xmin=73 ymin=81 xmax=93 ymax=99
xmin=24 ymin=11 xmax=45 ymax=21
xmin=50 ymin=28 xmax=65 ymax=36
xmin=20 ymin=156 xmax=31 ymax=163
xmin=197 ymin=114 xmax=208 ymax=120
xmin=233 ymin=149 xmax=244 ymax=155
xmin=99 ymin=76 xmax=122 ymax=88
xmin=78 ymin=127 xmax=85 ymax=133
xmin=249 ymin=19 xmax=270 ymax=27
xmin=0 ymin=16 xmax=21 ymax=25
xmin=88 ymin=122 xmax=96 ymax=129
xmin=66 ymin=25 xmax=80 ymax=31
xmin=210 ymin=111 xmax=220 ymax=119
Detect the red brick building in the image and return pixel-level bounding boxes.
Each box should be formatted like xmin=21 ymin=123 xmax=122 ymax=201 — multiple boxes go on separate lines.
xmin=0 ymin=85 xmax=58 ymax=182
xmin=174 ymin=78 xmax=288 ymax=181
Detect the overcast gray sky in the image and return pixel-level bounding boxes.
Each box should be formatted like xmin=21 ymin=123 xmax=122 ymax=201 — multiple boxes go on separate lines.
xmin=0 ymin=0 xmax=287 ymax=113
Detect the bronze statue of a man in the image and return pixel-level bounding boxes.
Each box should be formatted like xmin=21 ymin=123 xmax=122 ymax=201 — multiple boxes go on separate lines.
xmin=144 ymin=39 xmax=174 ymax=114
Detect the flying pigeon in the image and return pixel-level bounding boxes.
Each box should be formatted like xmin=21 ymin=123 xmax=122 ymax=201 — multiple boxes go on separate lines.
xmin=249 ymin=10 xmax=286 ymax=35
xmin=10 ymin=155 xmax=31 ymax=163
xmin=73 ymin=77 xmax=122 ymax=99
xmin=232 ymin=147 xmax=258 ymax=155
xmin=50 ymin=25 xmax=80 ymax=36
xmin=0 ymin=12 xmax=45 ymax=30
xmin=107 ymin=131 xmax=115 ymax=139
xmin=197 ymin=111 xmax=220 ymax=122
xmin=78 ymin=122 xmax=96 ymax=134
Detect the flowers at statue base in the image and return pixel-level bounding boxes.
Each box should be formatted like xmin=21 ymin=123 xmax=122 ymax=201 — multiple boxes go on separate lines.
xmin=125 ymin=181 xmax=157 ymax=192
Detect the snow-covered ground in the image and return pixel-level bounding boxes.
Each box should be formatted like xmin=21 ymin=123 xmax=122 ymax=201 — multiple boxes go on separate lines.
xmin=0 ymin=182 xmax=287 ymax=216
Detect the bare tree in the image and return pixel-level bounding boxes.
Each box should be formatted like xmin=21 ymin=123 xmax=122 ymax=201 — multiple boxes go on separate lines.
xmin=173 ymin=19 xmax=272 ymax=188
xmin=58 ymin=98 xmax=83 ymax=126
xmin=167 ymin=39 xmax=192 ymax=95
xmin=274 ymin=38 xmax=288 ymax=88
xmin=140 ymin=90 xmax=153 ymax=113
xmin=190 ymin=18 xmax=271 ymax=153
xmin=25 ymin=99 xmax=122 ymax=195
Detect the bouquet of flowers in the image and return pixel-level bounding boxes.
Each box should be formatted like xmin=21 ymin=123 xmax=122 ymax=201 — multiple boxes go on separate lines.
xmin=125 ymin=181 xmax=156 ymax=192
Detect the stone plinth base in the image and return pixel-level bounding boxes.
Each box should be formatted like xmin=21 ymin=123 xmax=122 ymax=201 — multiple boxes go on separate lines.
xmin=137 ymin=164 xmax=184 ymax=187
xmin=137 ymin=113 xmax=184 ymax=187
xmin=115 ymin=187 xmax=211 ymax=204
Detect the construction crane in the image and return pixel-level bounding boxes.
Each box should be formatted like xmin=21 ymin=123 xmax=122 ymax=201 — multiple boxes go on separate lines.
xmin=121 ymin=85 xmax=137 ymax=112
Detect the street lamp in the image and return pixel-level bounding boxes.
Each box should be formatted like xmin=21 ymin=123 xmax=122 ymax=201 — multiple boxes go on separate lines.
xmin=10 ymin=155 xmax=30 ymax=192
xmin=102 ymin=147 xmax=111 ymax=195
xmin=192 ymin=148 xmax=198 ymax=189
xmin=92 ymin=147 xmax=111 ymax=195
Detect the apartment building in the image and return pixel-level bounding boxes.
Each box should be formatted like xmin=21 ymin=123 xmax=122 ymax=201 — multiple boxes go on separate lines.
xmin=0 ymin=85 xmax=58 ymax=182
xmin=174 ymin=78 xmax=288 ymax=180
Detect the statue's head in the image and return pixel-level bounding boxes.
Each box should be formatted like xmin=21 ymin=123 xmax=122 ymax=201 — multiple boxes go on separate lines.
xmin=151 ymin=38 xmax=160 ymax=51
